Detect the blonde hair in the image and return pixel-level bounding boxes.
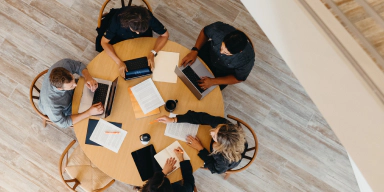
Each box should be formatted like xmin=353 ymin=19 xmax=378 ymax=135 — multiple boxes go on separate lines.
xmin=210 ymin=123 xmax=246 ymax=163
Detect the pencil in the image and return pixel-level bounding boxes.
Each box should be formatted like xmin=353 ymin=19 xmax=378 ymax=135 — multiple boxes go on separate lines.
xmin=105 ymin=131 xmax=120 ymax=134
xmin=149 ymin=119 xmax=158 ymax=124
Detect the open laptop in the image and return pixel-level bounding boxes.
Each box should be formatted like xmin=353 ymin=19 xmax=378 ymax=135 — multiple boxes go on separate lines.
xmin=124 ymin=57 xmax=152 ymax=80
xmin=78 ymin=77 xmax=118 ymax=118
xmin=175 ymin=59 xmax=217 ymax=100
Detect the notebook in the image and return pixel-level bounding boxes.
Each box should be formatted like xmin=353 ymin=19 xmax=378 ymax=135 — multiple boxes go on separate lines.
xmin=131 ymin=145 xmax=162 ymax=181
xmin=154 ymin=141 xmax=190 ymax=174
xmin=85 ymin=119 xmax=122 ymax=146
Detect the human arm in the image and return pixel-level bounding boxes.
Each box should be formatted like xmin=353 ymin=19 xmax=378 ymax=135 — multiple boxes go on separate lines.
xmin=197 ymin=75 xmax=242 ymax=90
xmin=81 ymin=68 xmax=98 ymax=92
xmin=176 ymin=110 xmax=227 ymax=127
xmin=147 ymin=31 xmax=169 ymax=70
xmin=181 ymin=28 xmax=209 ymax=66
xmin=71 ymin=102 xmax=104 ymax=125
xmin=198 ymin=148 xmax=228 ymax=174
xmin=100 ymin=36 xmax=127 ymax=78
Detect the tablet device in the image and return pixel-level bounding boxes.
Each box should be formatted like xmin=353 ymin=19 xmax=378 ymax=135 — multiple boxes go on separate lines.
xmin=131 ymin=144 xmax=161 ymax=181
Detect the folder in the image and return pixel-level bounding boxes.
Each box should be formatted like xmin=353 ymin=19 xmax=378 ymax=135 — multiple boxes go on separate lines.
xmin=128 ymin=87 xmax=160 ymax=119
xmin=85 ymin=119 xmax=122 ymax=146
xmin=131 ymin=144 xmax=162 ymax=181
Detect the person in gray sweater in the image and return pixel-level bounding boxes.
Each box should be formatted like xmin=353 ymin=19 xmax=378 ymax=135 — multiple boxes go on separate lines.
xmin=38 ymin=59 xmax=104 ymax=128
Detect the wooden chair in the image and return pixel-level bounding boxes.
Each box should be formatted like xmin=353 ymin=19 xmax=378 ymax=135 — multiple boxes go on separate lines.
xmin=59 ymin=140 xmax=115 ymax=192
xmin=29 ymin=69 xmax=52 ymax=128
xmin=201 ymin=115 xmax=259 ymax=180
xmin=97 ymin=0 xmax=152 ymax=29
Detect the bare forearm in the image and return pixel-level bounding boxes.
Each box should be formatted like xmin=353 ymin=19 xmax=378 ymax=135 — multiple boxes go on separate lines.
xmin=101 ymin=37 xmax=122 ymax=65
xmin=211 ymin=75 xmax=242 ymax=85
xmin=70 ymin=111 xmax=90 ymax=125
xmin=81 ymin=68 xmax=92 ymax=79
xmin=194 ymin=29 xmax=209 ymax=50
xmin=152 ymin=31 xmax=169 ymax=52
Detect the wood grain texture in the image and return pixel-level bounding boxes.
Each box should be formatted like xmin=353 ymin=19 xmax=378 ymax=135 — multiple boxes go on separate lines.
xmin=0 ymin=0 xmax=358 ymax=191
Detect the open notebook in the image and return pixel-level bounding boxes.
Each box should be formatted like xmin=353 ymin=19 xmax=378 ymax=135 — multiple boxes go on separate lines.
xmin=154 ymin=141 xmax=190 ymax=174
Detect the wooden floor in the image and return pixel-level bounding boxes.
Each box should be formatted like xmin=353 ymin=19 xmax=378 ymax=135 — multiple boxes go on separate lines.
xmin=0 ymin=0 xmax=359 ymax=191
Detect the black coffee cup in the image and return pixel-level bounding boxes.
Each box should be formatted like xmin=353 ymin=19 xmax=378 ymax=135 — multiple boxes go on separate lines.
xmin=140 ymin=133 xmax=151 ymax=145
xmin=165 ymin=100 xmax=178 ymax=112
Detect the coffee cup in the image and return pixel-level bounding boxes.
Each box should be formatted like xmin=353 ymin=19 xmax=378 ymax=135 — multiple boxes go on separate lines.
xmin=165 ymin=99 xmax=178 ymax=112
xmin=140 ymin=133 xmax=151 ymax=145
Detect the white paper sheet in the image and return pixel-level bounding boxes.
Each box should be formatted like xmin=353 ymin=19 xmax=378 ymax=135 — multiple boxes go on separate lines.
xmin=152 ymin=51 xmax=179 ymax=83
xmin=131 ymin=78 xmax=165 ymax=114
xmin=90 ymin=119 xmax=127 ymax=153
xmin=164 ymin=113 xmax=199 ymax=142
xmin=154 ymin=141 xmax=190 ymax=173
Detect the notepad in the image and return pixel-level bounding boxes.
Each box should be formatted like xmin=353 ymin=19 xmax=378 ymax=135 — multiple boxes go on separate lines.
xmin=90 ymin=119 xmax=127 ymax=153
xmin=164 ymin=113 xmax=199 ymax=142
xmin=152 ymin=51 xmax=179 ymax=83
xmin=154 ymin=141 xmax=190 ymax=173
xmin=131 ymin=78 xmax=165 ymax=114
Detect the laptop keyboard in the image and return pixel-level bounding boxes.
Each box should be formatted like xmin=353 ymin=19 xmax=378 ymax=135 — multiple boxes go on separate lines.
xmin=182 ymin=66 xmax=204 ymax=93
xmin=125 ymin=57 xmax=148 ymax=71
xmin=92 ymin=83 xmax=109 ymax=105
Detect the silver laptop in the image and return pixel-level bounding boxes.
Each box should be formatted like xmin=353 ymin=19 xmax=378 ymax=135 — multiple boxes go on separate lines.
xmin=175 ymin=59 xmax=217 ymax=100
xmin=78 ymin=77 xmax=118 ymax=118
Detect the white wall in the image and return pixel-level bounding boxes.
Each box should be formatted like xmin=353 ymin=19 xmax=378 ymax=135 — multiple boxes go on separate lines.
xmin=241 ymin=0 xmax=384 ymax=191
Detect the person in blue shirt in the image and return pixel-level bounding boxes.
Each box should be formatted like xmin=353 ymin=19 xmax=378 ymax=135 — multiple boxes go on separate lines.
xmin=100 ymin=6 xmax=169 ymax=78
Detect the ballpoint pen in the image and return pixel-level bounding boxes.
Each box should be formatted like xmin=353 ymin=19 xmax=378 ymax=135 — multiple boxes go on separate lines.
xmin=105 ymin=131 xmax=120 ymax=134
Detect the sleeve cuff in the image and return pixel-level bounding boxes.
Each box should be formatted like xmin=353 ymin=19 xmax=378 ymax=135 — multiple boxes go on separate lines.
xmin=197 ymin=148 xmax=210 ymax=162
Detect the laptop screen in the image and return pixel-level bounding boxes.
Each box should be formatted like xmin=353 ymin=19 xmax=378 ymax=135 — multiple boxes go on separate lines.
xmin=105 ymin=77 xmax=118 ymax=118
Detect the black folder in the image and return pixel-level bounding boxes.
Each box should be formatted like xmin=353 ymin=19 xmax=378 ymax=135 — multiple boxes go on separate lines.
xmin=85 ymin=119 xmax=122 ymax=146
xmin=131 ymin=144 xmax=162 ymax=181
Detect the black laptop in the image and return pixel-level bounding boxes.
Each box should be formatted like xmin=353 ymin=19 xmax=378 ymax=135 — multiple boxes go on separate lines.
xmin=124 ymin=57 xmax=152 ymax=80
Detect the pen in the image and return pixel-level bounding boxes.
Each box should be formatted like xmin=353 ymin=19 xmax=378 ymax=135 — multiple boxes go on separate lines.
xmin=149 ymin=119 xmax=158 ymax=124
xmin=176 ymin=149 xmax=184 ymax=153
xmin=105 ymin=131 xmax=120 ymax=134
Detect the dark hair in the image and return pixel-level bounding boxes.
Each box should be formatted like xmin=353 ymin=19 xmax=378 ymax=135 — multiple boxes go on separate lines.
xmin=49 ymin=67 xmax=73 ymax=88
xmin=119 ymin=6 xmax=151 ymax=33
xmin=223 ymin=30 xmax=248 ymax=54
xmin=141 ymin=172 xmax=172 ymax=192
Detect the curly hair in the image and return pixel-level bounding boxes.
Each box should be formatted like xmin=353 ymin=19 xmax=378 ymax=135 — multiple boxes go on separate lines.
xmin=49 ymin=67 xmax=73 ymax=88
xmin=119 ymin=6 xmax=151 ymax=32
xmin=210 ymin=123 xmax=246 ymax=163
xmin=141 ymin=172 xmax=172 ymax=192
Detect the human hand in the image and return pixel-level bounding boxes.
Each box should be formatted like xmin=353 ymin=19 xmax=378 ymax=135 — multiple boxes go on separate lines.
xmin=156 ymin=116 xmax=175 ymax=124
xmin=174 ymin=147 xmax=184 ymax=162
xmin=181 ymin=51 xmax=198 ymax=67
xmin=117 ymin=61 xmax=127 ymax=79
xmin=186 ymin=135 xmax=204 ymax=151
xmin=87 ymin=102 xmax=104 ymax=116
xmin=85 ymin=77 xmax=98 ymax=92
xmin=147 ymin=52 xmax=155 ymax=71
xmin=197 ymin=76 xmax=214 ymax=90
xmin=162 ymin=157 xmax=177 ymax=175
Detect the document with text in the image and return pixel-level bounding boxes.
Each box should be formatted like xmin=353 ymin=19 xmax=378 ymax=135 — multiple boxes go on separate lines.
xmin=131 ymin=78 xmax=165 ymax=114
xmin=90 ymin=119 xmax=127 ymax=153
xmin=154 ymin=141 xmax=190 ymax=173
xmin=164 ymin=113 xmax=199 ymax=142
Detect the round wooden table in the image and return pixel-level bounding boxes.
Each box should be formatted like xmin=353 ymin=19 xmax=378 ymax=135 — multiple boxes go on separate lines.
xmin=72 ymin=38 xmax=224 ymax=186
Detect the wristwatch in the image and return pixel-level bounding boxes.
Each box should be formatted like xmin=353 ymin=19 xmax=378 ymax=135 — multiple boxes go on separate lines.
xmin=150 ymin=50 xmax=157 ymax=56
xmin=191 ymin=46 xmax=199 ymax=52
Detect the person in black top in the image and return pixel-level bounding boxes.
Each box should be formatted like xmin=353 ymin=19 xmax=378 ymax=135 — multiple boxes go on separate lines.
xmin=181 ymin=21 xmax=255 ymax=90
xmin=101 ymin=6 xmax=169 ymax=78
xmin=141 ymin=147 xmax=195 ymax=192
xmin=156 ymin=111 xmax=248 ymax=174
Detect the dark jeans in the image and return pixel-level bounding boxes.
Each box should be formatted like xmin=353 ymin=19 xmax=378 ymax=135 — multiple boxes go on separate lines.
xmin=198 ymin=43 xmax=228 ymax=90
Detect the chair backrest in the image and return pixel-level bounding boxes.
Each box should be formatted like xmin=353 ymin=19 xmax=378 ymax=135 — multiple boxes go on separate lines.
xmin=225 ymin=114 xmax=259 ymax=174
xmin=59 ymin=140 xmax=115 ymax=191
xmin=97 ymin=0 xmax=152 ymax=28
xmin=29 ymin=69 xmax=50 ymax=121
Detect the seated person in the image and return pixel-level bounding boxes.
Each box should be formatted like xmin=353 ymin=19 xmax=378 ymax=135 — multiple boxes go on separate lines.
xmin=38 ymin=59 xmax=104 ymax=128
xmin=181 ymin=21 xmax=255 ymax=90
xmin=101 ymin=5 xmax=170 ymax=78
xmin=141 ymin=147 xmax=195 ymax=192
xmin=157 ymin=111 xmax=248 ymax=174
